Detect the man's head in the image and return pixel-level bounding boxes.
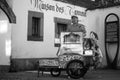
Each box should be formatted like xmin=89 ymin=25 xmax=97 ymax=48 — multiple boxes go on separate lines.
xmin=71 ymin=15 xmax=79 ymax=24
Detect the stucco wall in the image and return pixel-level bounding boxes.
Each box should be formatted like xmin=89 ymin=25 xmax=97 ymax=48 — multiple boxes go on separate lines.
xmin=11 ymin=0 xmax=86 ymax=58
xmin=87 ymin=7 xmax=120 ymax=66
xmin=11 ymin=0 xmax=120 ymax=69
xmin=0 ymin=9 xmax=11 ymax=65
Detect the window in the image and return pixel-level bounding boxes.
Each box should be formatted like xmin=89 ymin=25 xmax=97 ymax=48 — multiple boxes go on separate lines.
xmin=54 ymin=17 xmax=70 ymax=47
xmin=55 ymin=23 xmax=67 ymax=38
xmin=32 ymin=17 xmax=40 ymax=37
xmin=27 ymin=11 xmax=44 ymax=41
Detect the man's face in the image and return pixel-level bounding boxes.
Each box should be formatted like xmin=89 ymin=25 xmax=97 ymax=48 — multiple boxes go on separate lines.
xmin=72 ymin=17 xmax=78 ymax=24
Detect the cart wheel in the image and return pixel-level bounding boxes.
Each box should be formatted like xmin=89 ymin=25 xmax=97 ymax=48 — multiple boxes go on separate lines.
xmin=66 ymin=60 xmax=85 ymax=79
xmin=80 ymin=66 xmax=89 ymax=77
xmin=50 ymin=68 xmax=61 ymax=77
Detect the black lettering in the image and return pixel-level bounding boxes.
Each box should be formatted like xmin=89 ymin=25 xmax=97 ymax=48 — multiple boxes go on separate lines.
xmin=34 ymin=0 xmax=39 ymax=8
xmin=30 ymin=0 xmax=32 ymax=4
xmin=56 ymin=4 xmax=64 ymax=13
xmin=74 ymin=10 xmax=86 ymax=17
xmin=41 ymin=3 xmax=45 ymax=10
xmin=38 ymin=0 xmax=42 ymax=11
xmin=67 ymin=6 xmax=73 ymax=15
xmin=56 ymin=4 xmax=59 ymax=12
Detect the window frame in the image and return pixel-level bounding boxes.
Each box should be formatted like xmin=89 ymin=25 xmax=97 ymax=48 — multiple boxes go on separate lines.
xmin=27 ymin=11 xmax=44 ymax=41
xmin=54 ymin=17 xmax=70 ymax=47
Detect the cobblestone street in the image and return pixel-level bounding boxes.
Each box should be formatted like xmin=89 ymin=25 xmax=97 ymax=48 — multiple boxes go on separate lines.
xmin=0 ymin=69 xmax=120 ymax=80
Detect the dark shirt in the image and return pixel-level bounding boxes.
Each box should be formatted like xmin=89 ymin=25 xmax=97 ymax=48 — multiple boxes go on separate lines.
xmin=67 ymin=23 xmax=86 ymax=36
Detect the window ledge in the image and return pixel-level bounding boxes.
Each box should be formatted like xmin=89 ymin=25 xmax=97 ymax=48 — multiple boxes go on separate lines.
xmin=28 ymin=36 xmax=43 ymax=41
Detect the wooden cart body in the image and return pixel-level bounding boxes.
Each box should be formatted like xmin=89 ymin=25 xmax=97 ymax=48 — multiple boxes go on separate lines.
xmin=38 ymin=32 xmax=94 ymax=79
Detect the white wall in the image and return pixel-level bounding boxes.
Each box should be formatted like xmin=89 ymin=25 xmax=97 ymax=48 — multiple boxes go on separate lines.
xmin=11 ymin=0 xmax=120 ymax=66
xmin=87 ymin=6 xmax=120 ymax=66
xmin=0 ymin=9 xmax=11 ymax=65
xmin=12 ymin=0 xmax=87 ymax=58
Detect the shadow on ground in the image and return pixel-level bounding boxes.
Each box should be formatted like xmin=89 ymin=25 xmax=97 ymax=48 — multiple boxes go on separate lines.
xmin=0 ymin=69 xmax=120 ymax=80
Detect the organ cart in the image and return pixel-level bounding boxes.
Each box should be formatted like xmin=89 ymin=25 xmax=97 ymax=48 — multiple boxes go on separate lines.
xmin=38 ymin=32 xmax=96 ymax=79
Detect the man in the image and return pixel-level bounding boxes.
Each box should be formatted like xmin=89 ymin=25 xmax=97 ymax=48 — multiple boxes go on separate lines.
xmin=67 ymin=15 xmax=86 ymax=37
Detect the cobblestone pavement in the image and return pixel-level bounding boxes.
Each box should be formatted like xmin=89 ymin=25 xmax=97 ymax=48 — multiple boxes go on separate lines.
xmin=0 ymin=69 xmax=120 ymax=80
